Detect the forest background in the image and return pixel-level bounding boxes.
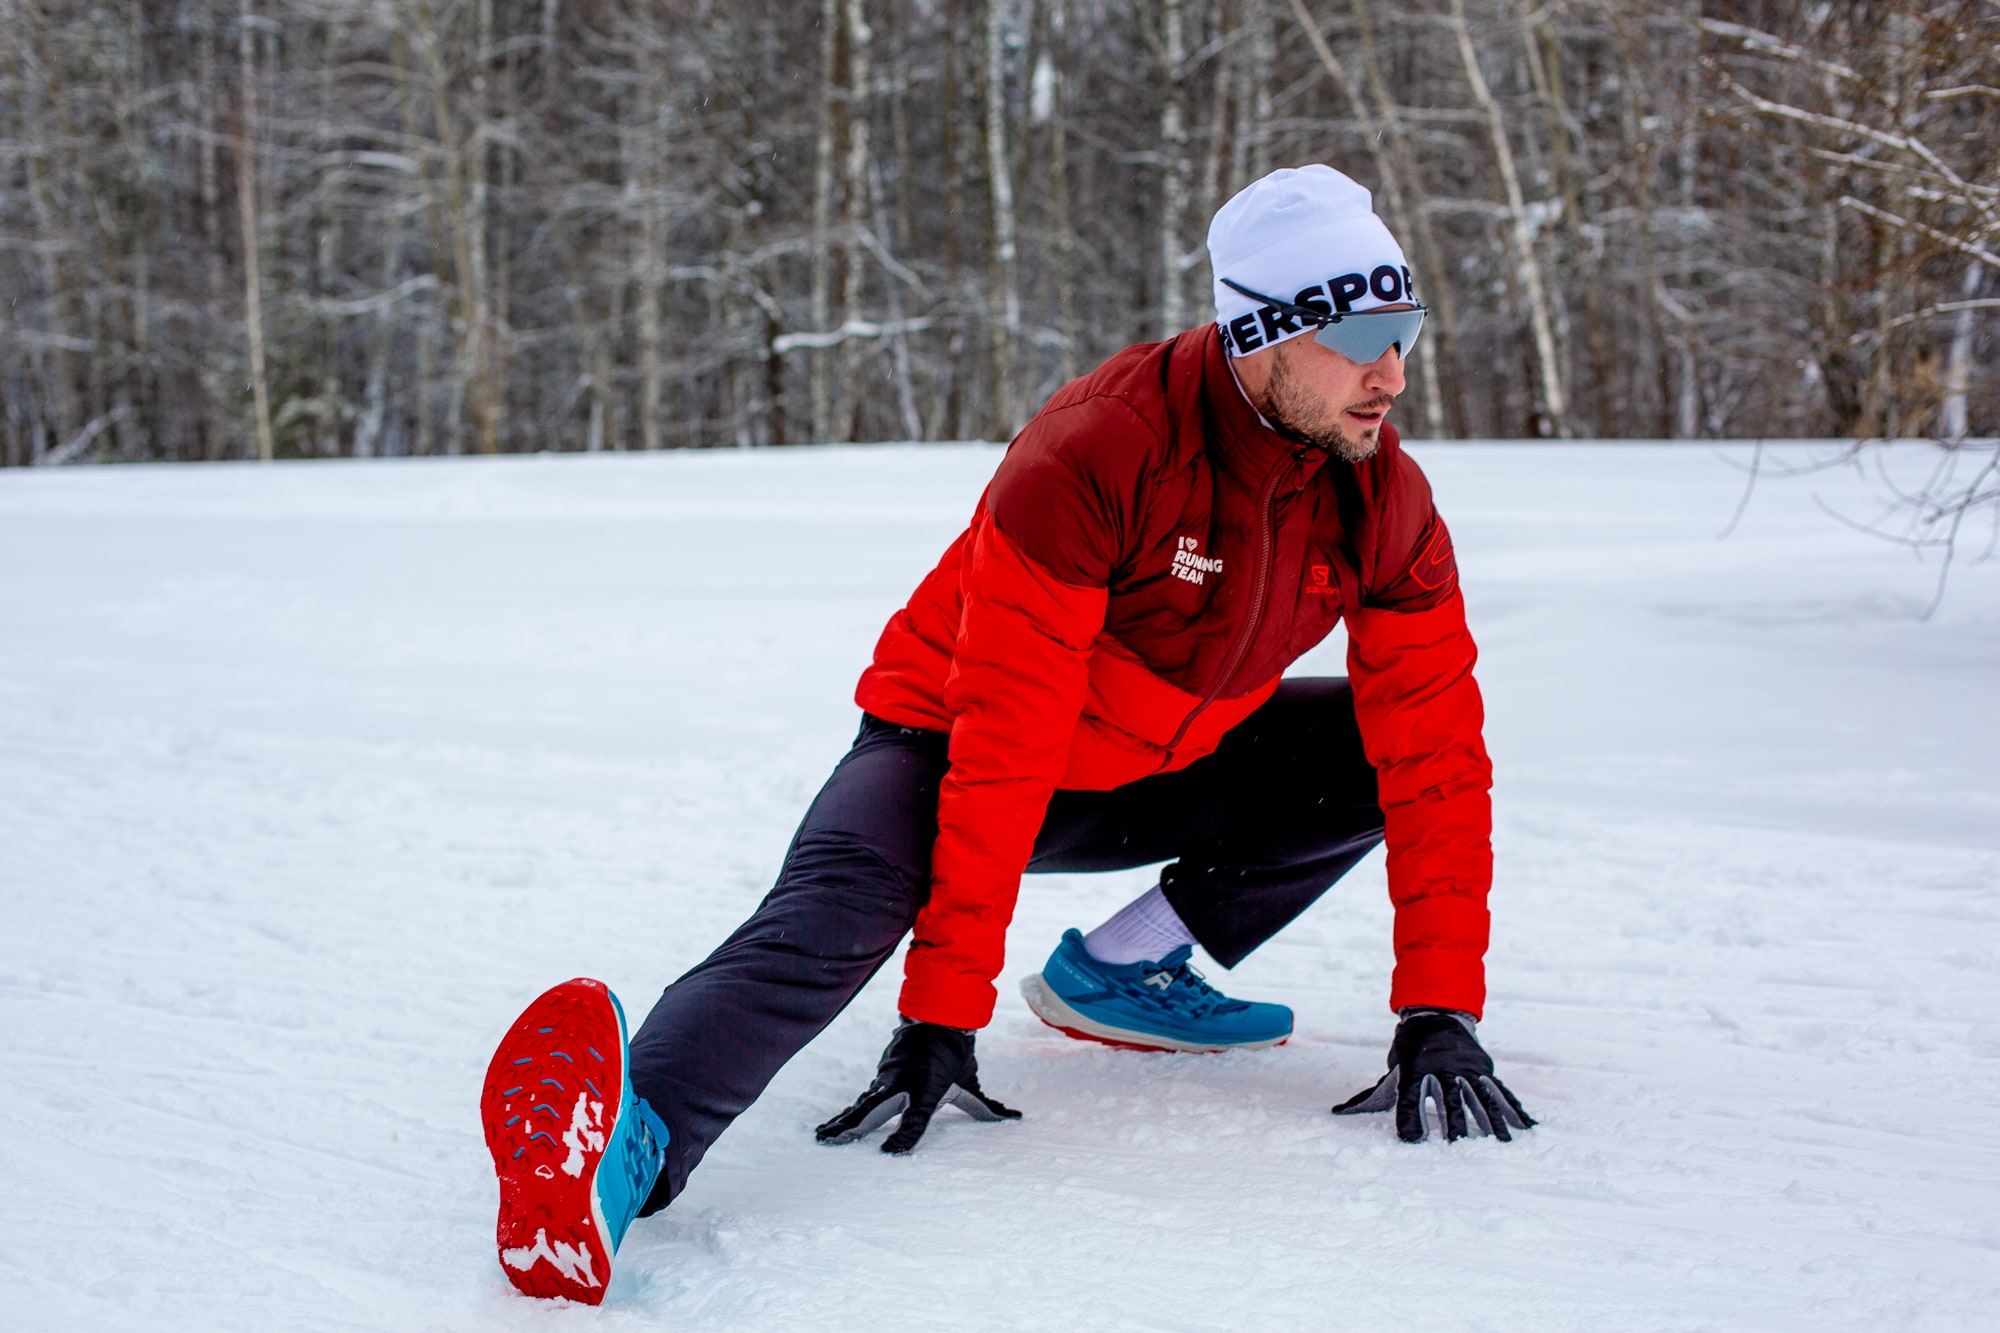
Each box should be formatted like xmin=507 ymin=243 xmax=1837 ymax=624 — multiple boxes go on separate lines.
xmin=0 ymin=0 xmax=1993 ymax=467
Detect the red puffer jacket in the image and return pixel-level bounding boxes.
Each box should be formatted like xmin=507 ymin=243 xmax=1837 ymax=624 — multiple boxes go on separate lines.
xmin=856 ymin=325 xmax=1492 ymax=1029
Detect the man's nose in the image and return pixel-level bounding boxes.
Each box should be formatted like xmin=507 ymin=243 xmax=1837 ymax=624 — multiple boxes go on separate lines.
xmin=1364 ymin=347 xmax=1408 ymax=396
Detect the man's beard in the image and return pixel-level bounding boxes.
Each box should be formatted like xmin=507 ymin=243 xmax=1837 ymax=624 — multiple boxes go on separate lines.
xmin=1262 ymin=349 xmax=1387 ymax=463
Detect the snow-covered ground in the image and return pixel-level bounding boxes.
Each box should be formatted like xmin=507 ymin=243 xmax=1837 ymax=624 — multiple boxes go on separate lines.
xmin=4 ymin=442 xmax=1997 ymax=1332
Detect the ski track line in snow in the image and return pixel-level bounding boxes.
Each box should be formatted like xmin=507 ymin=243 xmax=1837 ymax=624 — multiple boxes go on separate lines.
xmin=3 ymin=444 xmax=1997 ymax=1332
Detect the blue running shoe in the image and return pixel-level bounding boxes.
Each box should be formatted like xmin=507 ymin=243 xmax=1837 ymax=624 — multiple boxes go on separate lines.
xmin=481 ymin=978 xmax=670 ymax=1304
xmin=1020 ymin=929 xmax=1293 ymax=1052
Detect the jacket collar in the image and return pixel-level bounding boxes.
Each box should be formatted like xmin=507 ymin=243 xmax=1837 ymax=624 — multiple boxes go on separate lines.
xmin=1189 ymin=323 xmax=1332 ymax=490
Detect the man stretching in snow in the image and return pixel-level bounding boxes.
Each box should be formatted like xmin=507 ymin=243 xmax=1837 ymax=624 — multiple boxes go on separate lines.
xmin=479 ymin=165 xmax=1535 ymax=1304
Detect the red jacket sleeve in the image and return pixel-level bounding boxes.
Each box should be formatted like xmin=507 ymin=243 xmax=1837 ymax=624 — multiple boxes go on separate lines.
xmin=896 ymin=398 xmax=1145 ymax=1028
xmin=897 ymin=511 xmax=1108 ymax=1027
xmin=1345 ymin=585 xmax=1494 ymax=1019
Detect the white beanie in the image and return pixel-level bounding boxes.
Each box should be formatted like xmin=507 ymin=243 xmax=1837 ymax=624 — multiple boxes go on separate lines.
xmin=1208 ymin=165 xmax=1414 ymax=357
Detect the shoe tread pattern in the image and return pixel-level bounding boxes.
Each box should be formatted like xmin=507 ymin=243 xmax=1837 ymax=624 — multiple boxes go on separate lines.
xmin=480 ymin=978 xmax=623 ymax=1304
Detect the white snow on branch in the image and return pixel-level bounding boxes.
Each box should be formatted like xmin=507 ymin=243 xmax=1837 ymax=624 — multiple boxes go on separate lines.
xmin=771 ymin=318 xmax=935 ymax=354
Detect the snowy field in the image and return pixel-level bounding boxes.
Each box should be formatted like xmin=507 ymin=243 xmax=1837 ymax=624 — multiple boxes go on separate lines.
xmin=4 ymin=441 xmax=1998 ymax=1332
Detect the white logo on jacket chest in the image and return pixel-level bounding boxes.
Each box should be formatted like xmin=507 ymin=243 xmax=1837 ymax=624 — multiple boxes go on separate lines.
xmin=1170 ymin=535 xmax=1224 ymax=586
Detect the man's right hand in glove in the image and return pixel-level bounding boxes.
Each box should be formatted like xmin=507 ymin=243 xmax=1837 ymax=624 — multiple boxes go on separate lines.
xmin=816 ymin=1017 xmax=1022 ymax=1154
xmin=1332 ymin=1007 xmax=1536 ymax=1143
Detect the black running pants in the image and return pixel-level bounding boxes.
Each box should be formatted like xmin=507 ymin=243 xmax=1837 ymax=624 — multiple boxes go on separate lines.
xmin=629 ymin=676 xmax=1385 ymax=1210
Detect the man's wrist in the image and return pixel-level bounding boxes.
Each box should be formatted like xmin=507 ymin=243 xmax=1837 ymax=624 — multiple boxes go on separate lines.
xmin=897 ymin=1014 xmax=975 ymax=1036
xmin=1398 ymin=1005 xmax=1477 ymax=1033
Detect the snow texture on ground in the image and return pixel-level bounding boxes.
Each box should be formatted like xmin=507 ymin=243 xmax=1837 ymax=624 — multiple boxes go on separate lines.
xmin=4 ymin=442 xmax=1998 ymax=1332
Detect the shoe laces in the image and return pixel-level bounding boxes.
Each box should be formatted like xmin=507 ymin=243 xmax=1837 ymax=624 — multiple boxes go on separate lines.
xmin=1136 ymin=958 xmax=1250 ymax=1017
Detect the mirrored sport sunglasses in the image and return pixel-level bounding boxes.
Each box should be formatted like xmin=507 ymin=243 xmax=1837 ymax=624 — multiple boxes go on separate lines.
xmin=1221 ymin=277 xmax=1427 ymax=364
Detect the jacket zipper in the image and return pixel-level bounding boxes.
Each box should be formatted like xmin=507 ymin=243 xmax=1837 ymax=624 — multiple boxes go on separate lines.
xmin=1158 ymin=449 xmax=1301 ymax=765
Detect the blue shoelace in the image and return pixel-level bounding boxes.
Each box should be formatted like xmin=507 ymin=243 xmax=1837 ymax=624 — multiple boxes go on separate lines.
xmin=1135 ymin=960 xmax=1250 ymax=1016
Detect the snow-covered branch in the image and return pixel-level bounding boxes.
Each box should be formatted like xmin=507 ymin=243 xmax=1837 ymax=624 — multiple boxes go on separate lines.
xmin=1844 ymin=299 xmax=2000 ymax=346
xmin=1837 ymin=196 xmax=2000 ymax=273
xmin=771 ymin=318 xmax=935 ymax=355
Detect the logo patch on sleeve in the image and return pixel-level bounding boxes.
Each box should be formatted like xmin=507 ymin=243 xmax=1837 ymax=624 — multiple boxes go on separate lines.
xmin=1407 ymin=521 xmax=1459 ymax=594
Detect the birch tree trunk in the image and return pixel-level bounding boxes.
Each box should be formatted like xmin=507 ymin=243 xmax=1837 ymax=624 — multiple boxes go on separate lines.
xmin=1285 ymin=0 xmax=1443 ymax=437
xmin=1350 ymin=0 xmax=1467 ymax=437
xmin=197 ymin=0 xmax=224 ymax=317
xmin=493 ymin=9 xmax=520 ymax=452
xmin=874 ymin=161 xmax=923 ymax=440
xmin=237 ymin=1 xmax=275 ymax=462
xmin=1249 ymin=0 xmax=1274 ymax=182
xmin=1156 ymin=0 xmax=1190 ymax=339
xmin=1523 ymin=14 xmax=1610 ymax=436
xmin=1940 ymin=263 xmax=1981 ymax=441
xmin=466 ymin=0 xmax=498 ymax=454
xmin=809 ymin=0 xmax=841 ymax=442
xmin=984 ymin=0 xmax=1020 ymax=437
xmin=10 ymin=9 xmax=84 ymax=456
xmin=1046 ymin=0 xmax=1078 ymax=385
xmin=1197 ymin=1 xmax=1229 ymax=272
xmin=934 ymin=0 xmax=964 ymax=439
xmin=1448 ymin=0 xmax=1566 ymax=437
xmin=354 ymin=251 xmax=396 ymax=458
xmin=636 ymin=182 xmax=665 ymax=452
xmin=1620 ymin=23 xmax=1675 ymax=438
xmin=1226 ymin=1 xmax=1275 ymax=193
xmin=837 ymin=0 xmax=873 ymax=442
xmin=408 ymin=0 xmax=499 ymax=454
xmin=635 ymin=25 xmax=667 ymax=454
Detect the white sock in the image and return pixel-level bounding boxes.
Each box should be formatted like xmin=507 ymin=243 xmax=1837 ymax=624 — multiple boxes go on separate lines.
xmin=1082 ymin=883 xmax=1196 ymax=965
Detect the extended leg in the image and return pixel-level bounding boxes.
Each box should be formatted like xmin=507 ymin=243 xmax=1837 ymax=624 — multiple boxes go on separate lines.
xmin=627 ymin=718 xmax=950 ymax=1210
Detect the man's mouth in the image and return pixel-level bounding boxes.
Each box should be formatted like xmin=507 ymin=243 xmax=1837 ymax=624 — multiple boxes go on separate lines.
xmin=1344 ymin=400 xmax=1394 ymax=427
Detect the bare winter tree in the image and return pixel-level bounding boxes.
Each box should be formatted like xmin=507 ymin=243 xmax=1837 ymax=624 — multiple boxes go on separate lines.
xmin=1695 ymin=1 xmax=1999 ymax=611
xmin=0 ymin=0 xmax=1990 ymax=466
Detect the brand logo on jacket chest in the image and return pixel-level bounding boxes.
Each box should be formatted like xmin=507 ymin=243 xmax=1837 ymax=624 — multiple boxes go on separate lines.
xmin=1171 ymin=535 xmax=1224 ymax=586
xmin=1306 ymin=564 xmax=1339 ymax=596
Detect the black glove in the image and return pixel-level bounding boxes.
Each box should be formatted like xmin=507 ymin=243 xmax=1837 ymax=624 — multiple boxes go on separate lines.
xmin=1332 ymin=1008 xmax=1536 ymax=1143
xmin=815 ymin=1018 xmax=1022 ymax=1154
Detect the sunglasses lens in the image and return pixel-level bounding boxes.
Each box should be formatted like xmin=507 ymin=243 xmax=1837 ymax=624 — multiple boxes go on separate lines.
xmin=1312 ymin=309 xmax=1424 ymax=363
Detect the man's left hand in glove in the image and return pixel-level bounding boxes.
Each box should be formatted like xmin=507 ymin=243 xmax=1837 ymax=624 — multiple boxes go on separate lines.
xmin=1332 ymin=1007 xmax=1536 ymax=1143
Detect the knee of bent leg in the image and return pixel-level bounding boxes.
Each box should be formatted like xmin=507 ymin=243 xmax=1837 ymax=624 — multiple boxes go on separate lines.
xmin=1294 ymin=675 xmax=1360 ymax=724
xmin=1260 ymin=679 xmax=1370 ymax=785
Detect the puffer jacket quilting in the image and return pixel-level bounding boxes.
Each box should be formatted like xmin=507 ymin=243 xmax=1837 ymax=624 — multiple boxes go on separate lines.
xmin=856 ymin=324 xmax=1492 ymax=1028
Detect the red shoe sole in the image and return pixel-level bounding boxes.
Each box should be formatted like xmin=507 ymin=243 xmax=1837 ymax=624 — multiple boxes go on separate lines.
xmin=1032 ymin=1013 xmax=1181 ymax=1053
xmin=1033 ymin=1013 xmax=1292 ymax=1052
xmin=480 ymin=978 xmax=625 ymax=1304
